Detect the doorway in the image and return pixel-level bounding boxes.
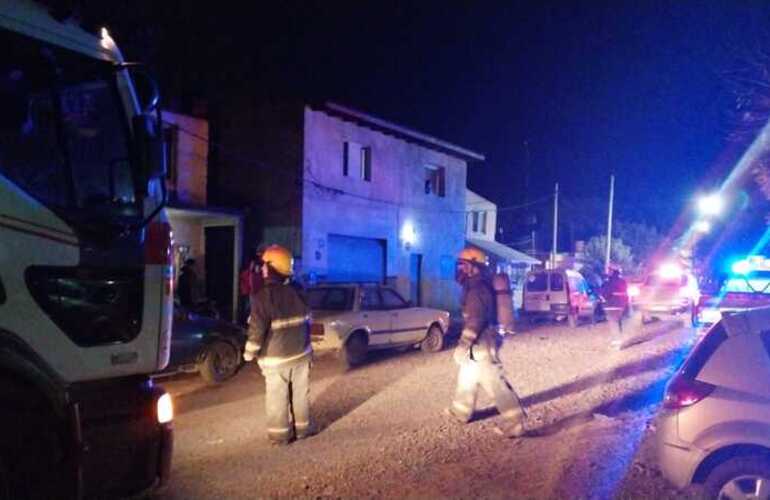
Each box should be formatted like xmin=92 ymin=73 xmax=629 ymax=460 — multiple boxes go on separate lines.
xmin=410 ymin=253 xmax=422 ymax=306
xmin=205 ymin=226 xmax=235 ymax=321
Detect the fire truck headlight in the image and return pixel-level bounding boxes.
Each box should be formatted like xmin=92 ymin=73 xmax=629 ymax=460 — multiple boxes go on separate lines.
xmin=157 ymin=393 xmax=174 ymax=424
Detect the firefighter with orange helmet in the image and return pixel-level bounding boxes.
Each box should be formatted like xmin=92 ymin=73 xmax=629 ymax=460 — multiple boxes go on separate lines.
xmin=244 ymin=244 xmax=314 ymax=445
xmin=446 ymin=247 xmax=528 ymax=438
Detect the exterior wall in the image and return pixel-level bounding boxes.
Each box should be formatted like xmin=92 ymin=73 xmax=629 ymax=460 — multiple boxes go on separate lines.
xmin=301 ymin=106 xmax=468 ymax=312
xmin=208 ymin=96 xmax=305 ymax=258
xmin=465 ymin=189 xmax=497 ymax=241
xmin=164 ymin=111 xmax=209 ymax=206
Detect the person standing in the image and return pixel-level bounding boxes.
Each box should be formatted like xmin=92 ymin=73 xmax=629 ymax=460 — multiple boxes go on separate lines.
xmin=243 ymin=244 xmax=313 ymax=445
xmin=447 ymin=247 xmax=528 ymax=438
xmin=177 ymin=258 xmax=198 ymax=308
xmin=601 ymin=267 xmax=629 ymax=350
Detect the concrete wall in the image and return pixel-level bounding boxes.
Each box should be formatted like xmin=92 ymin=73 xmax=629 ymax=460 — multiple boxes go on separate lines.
xmin=164 ymin=111 xmax=209 ymax=206
xmin=300 ymin=106 xmax=468 ymax=312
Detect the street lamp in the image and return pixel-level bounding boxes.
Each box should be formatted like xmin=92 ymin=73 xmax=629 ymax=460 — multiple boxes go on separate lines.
xmin=697 ymin=193 xmax=723 ymax=217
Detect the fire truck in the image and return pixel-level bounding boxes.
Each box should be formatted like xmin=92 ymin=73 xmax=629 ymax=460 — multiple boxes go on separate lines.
xmin=0 ymin=1 xmax=174 ymax=498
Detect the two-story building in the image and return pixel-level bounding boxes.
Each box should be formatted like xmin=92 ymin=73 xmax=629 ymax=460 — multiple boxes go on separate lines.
xmin=465 ymin=189 xmax=540 ymax=308
xmin=162 ymin=110 xmax=243 ymax=321
xmin=210 ymin=99 xmax=484 ymax=312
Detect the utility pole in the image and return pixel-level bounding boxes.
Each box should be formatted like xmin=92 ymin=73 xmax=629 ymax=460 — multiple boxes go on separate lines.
xmin=605 ymin=174 xmax=615 ymax=272
xmin=524 ymin=140 xmax=535 ymax=257
xmin=551 ymin=182 xmax=559 ymax=268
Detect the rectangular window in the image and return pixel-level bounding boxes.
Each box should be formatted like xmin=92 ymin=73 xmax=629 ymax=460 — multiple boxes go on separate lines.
xmin=424 ymin=165 xmax=445 ymax=197
xmin=480 ymin=211 xmax=487 ymax=234
xmin=361 ymin=146 xmax=371 ymax=181
xmin=472 ymin=211 xmax=479 ymax=232
xmin=163 ymin=124 xmax=179 ymax=185
xmin=343 ymin=141 xmax=371 ymax=181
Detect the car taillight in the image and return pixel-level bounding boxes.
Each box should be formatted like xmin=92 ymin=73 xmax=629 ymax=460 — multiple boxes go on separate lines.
xmin=663 ymin=374 xmax=715 ymax=409
xmin=310 ymin=323 xmax=324 ymax=337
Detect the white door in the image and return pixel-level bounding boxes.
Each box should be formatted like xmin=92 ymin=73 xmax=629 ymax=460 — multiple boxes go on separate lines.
xmin=381 ymin=288 xmax=424 ymax=345
xmin=359 ymin=286 xmax=390 ymax=348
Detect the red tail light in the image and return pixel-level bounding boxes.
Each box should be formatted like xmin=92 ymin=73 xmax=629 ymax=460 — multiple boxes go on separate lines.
xmin=145 ymin=221 xmax=173 ymax=265
xmin=310 ymin=322 xmax=324 ymax=337
xmin=663 ymin=374 xmax=715 ymax=409
xmin=144 ymin=221 xmax=174 ymax=296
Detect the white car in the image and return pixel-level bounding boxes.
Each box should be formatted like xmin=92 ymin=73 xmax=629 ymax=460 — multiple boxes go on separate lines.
xmin=307 ymin=283 xmax=450 ymax=367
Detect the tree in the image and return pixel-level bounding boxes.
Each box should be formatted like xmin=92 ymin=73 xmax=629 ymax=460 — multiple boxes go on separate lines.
xmin=613 ymin=221 xmax=662 ymax=268
xmin=579 ymin=236 xmax=634 ymax=287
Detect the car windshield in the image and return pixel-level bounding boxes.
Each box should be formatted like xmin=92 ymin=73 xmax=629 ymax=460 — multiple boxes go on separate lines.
xmin=722 ymin=271 xmax=770 ymax=294
xmin=307 ymin=287 xmax=354 ymax=311
xmin=0 ymin=29 xmax=139 ymax=228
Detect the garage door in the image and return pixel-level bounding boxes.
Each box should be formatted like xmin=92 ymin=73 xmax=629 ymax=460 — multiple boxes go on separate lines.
xmin=327 ymin=234 xmax=386 ymax=282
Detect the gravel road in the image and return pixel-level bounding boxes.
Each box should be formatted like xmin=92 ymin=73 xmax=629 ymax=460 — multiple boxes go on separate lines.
xmin=151 ymin=317 xmax=707 ymax=500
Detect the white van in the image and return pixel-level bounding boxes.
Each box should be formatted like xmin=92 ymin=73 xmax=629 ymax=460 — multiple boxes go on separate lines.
xmin=522 ymin=269 xmax=601 ymax=327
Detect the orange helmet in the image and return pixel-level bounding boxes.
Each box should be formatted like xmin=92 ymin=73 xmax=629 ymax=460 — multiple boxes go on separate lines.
xmin=458 ymin=247 xmax=487 ymax=267
xmin=261 ymin=244 xmax=293 ymax=276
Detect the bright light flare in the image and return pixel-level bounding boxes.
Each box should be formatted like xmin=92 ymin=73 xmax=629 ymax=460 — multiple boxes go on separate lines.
xmin=697 ymin=194 xmax=723 ymax=217
xmin=657 ymin=263 xmax=682 ymax=280
xmin=628 ymin=285 xmax=640 ymax=298
xmin=694 ymin=220 xmax=711 ymax=233
xmin=400 ymin=221 xmax=417 ymax=246
xmin=732 ymin=259 xmax=751 ymax=275
xmin=157 ymin=393 xmax=174 ymax=424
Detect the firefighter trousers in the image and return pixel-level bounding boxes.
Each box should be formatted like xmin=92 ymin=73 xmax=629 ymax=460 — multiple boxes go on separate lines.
xmin=261 ymin=357 xmax=312 ymax=443
xmin=451 ymin=356 xmax=526 ymax=425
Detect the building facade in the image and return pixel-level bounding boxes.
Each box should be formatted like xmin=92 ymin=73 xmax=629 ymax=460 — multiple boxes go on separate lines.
xmin=210 ymin=99 xmax=483 ymax=312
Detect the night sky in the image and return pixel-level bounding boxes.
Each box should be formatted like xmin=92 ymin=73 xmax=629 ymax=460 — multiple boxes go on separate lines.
xmin=84 ymin=1 xmax=770 ymax=251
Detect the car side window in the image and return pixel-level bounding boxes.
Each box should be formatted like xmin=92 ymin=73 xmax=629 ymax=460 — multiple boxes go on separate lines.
xmin=381 ymin=288 xmax=408 ymax=309
xmin=526 ymin=273 xmax=547 ymax=291
xmin=360 ymin=288 xmax=382 ymax=311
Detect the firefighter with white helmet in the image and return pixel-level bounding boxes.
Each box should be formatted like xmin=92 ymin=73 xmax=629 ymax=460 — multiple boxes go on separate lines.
xmin=446 ymin=247 xmax=528 ymax=438
xmin=244 ymin=244 xmax=314 ymax=445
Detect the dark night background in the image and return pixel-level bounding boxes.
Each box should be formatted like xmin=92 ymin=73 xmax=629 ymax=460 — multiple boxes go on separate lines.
xmin=79 ymin=0 xmax=770 ymax=262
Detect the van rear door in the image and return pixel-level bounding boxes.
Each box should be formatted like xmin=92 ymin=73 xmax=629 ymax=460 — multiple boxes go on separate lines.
xmin=524 ymin=272 xmax=550 ymax=313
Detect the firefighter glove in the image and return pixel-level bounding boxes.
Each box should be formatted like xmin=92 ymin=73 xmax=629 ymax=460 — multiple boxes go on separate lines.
xmin=243 ymin=340 xmax=260 ymax=362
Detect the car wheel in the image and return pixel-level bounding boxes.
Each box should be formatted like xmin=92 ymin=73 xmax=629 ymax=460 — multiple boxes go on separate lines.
xmin=342 ymin=332 xmax=368 ymax=368
xmin=198 ymin=340 xmax=240 ymax=384
xmin=704 ymin=454 xmax=770 ymax=500
xmin=421 ymin=324 xmax=444 ymax=353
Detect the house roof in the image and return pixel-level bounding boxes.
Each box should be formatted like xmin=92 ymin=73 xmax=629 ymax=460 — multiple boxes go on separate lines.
xmin=467 ymin=237 xmax=540 ymax=266
xmin=321 ymin=102 xmax=485 ymax=163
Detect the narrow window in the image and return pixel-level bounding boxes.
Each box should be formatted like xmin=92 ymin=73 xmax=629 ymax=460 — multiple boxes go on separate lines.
xmin=361 ymin=146 xmax=371 ymax=181
xmin=472 ymin=211 xmax=479 ymax=232
xmin=480 ymin=211 xmax=487 ymax=234
xmin=424 ymin=165 xmax=445 ymax=197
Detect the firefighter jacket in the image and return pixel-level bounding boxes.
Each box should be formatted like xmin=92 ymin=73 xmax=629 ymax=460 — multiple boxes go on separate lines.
xmin=458 ymin=274 xmax=498 ymax=361
xmin=246 ymin=281 xmax=312 ymax=369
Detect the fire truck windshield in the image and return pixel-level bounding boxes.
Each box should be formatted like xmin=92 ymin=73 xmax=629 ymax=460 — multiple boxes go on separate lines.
xmin=0 ymin=29 xmax=143 ymax=229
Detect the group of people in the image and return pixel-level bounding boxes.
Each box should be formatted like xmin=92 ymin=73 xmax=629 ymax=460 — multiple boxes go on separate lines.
xmin=240 ymin=243 xmax=530 ymax=445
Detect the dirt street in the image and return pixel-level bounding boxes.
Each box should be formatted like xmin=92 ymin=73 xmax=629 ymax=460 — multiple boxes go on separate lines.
xmin=151 ymin=318 xmax=707 ymax=500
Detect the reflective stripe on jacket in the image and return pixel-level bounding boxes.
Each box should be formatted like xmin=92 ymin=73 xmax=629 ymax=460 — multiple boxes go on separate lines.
xmin=249 ymin=282 xmax=312 ymax=369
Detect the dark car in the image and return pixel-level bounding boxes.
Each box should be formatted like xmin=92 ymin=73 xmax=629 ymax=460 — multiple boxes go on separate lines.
xmin=159 ymin=306 xmax=246 ymax=384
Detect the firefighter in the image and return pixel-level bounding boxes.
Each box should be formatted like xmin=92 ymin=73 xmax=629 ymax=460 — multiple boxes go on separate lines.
xmin=601 ymin=267 xmax=629 ymax=350
xmin=447 ymin=247 xmax=528 ymax=438
xmin=243 ymin=244 xmax=313 ymax=445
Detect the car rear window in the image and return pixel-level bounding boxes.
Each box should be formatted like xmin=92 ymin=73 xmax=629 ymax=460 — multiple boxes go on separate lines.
xmin=681 ymin=322 xmax=728 ymax=379
xmin=526 ymin=273 xmax=548 ymax=292
xmin=307 ymin=287 xmax=353 ymax=311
